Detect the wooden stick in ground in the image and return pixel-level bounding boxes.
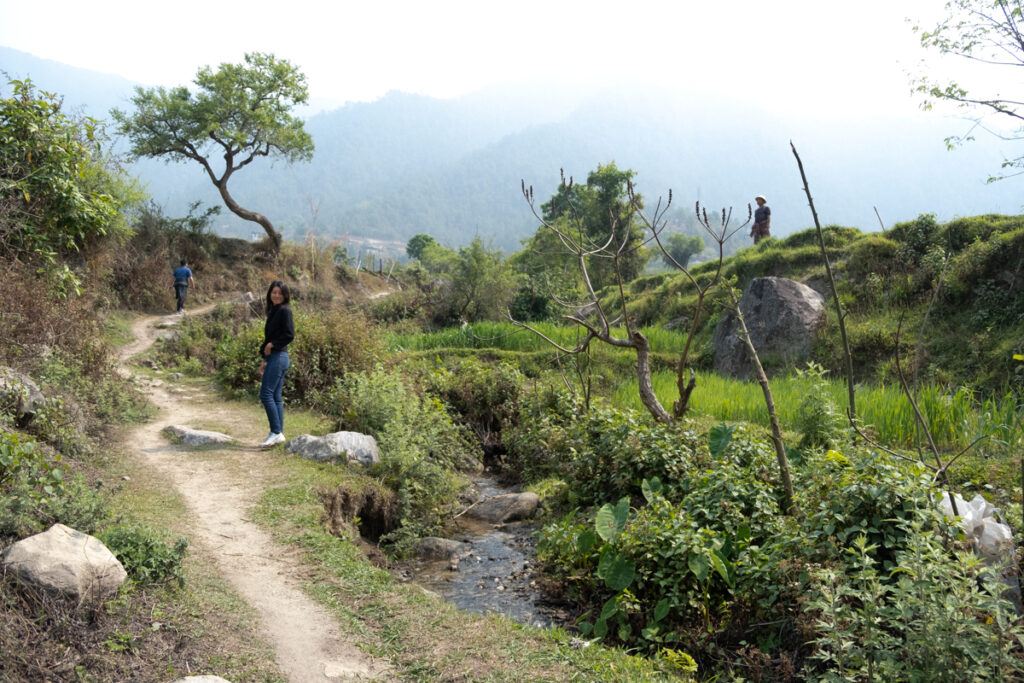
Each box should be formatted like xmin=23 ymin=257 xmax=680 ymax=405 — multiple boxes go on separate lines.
xmin=791 ymin=141 xmax=858 ymax=425
xmin=728 ymin=288 xmax=796 ymax=514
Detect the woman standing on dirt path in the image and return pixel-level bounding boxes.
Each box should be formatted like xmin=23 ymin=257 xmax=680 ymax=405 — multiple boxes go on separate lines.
xmin=258 ymin=280 xmax=294 ymax=447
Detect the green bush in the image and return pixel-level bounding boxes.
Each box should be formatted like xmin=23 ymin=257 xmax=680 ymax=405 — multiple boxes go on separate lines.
xmin=941 ymin=213 xmax=1024 ymax=253
xmin=101 ymin=525 xmax=188 ymax=587
xmin=508 ymin=396 xmax=709 ymax=506
xmin=537 ymin=430 xmax=793 ymax=658
xmin=843 ymin=233 xmax=899 ymax=282
xmin=806 ymin=530 xmax=1024 ymax=680
xmin=424 ymin=357 xmax=524 ymax=447
xmin=0 ymin=431 xmax=107 ymax=541
xmin=796 ymin=449 xmax=939 ymax=570
xmin=890 ymin=213 xmax=941 ymax=265
xmin=321 ymin=366 xmax=479 ymax=551
xmin=780 ymin=225 xmax=862 ymax=250
xmin=794 ymin=363 xmax=846 ymax=451
xmin=212 ymin=318 xmax=264 ymax=395
xmin=213 ymin=308 xmax=379 ymax=403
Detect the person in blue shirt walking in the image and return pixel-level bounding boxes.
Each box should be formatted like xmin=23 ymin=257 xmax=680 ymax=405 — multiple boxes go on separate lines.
xmin=172 ymin=259 xmax=195 ymax=314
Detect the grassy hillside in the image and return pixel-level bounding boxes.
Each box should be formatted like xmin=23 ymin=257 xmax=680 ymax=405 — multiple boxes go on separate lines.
xmin=601 ymin=213 xmax=1024 ymax=392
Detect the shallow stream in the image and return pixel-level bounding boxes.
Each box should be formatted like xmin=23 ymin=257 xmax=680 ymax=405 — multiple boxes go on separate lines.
xmin=405 ymin=477 xmax=570 ymax=628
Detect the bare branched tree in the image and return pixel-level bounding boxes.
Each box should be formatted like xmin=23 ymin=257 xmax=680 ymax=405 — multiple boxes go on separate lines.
xmin=630 ymin=188 xmax=750 ymax=417
xmin=512 ymin=171 xmax=752 ymax=423
xmin=512 ymin=171 xmax=671 ymax=422
xmin=791 ymin=142 xmax=857 ymax=425
xmin=724 ymin=284 xmax=797 ymax=513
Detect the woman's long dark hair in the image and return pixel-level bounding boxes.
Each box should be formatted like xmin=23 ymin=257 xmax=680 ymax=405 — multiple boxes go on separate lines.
xmin=265 ymin=280 xmax=291 ymax=316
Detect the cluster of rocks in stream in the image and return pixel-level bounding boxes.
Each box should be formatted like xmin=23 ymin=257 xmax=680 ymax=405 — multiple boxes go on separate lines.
xmin=405 ymin=487 xmax=574 ymax=626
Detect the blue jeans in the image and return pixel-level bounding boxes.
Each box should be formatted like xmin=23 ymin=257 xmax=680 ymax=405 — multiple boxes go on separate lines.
xmin=174 ymin=284 xmax=188 ymax=312
xmin=259 ymin=351 xmax=290 ymax=434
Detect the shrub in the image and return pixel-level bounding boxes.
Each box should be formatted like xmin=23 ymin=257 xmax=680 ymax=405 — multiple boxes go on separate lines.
xmin=366 ymin=288 xmax=423 ymax=323
xmin=503 ymin=384 xmax=581 ymax=481
xmin=100 ymin=525 xmax=188 ymax=587
xmin=0 ymin=78 xmax=135 ymax=263
xmin=796 ymin=448 xmax=939 ymax=570
xmin=535 ymin=422 xmax=1014 ymax=676
xmin=327 ymin=365 xmax=479 ymax=472
xmin=794 ymin=363 xmax=846 ymax=451
xmin=843 ymin=233 xmax=899 ymax=282
xmin=425 ymin=357 xmax=524 ymax=448
xmin=780 ymin=225 xmax=862 ymax=250
xmin=537 ymin=430 xmax=794 ymax=660
xmin=0 ymin=431 xmax=107 ymax=542
xmin=322 ymin=366 xmax=479 ymax=552
xmin=806 ymin=530 xmax=1024 ymax=680
xmin=890 ymin=213 xmax=941 ymax=265
xmin=508 ymin=396 xmax=709 ymax=506
xmin=213 ymin=308 xmax=379 ymax=403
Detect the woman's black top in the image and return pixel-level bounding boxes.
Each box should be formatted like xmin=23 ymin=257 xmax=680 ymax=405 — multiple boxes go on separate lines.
xmin=260 ymin=304 xmax=294 ymax=359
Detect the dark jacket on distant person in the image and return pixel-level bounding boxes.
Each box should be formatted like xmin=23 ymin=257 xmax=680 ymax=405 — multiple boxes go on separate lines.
xmin=260 ymin=304 xmax=294 ymax=359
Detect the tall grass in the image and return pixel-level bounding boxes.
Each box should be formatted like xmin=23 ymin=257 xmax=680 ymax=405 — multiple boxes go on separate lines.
xmin=387 ymin=322 xmax=1023 ymax=453
xmin=385 ymin=321 xmax=690 ymax=354
xmin=611 ymin=371 xmax=1023 ymax=451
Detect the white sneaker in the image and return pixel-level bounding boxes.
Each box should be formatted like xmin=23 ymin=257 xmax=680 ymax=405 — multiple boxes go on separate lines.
xmin=260 ymin=432 xmax=285 ymax=448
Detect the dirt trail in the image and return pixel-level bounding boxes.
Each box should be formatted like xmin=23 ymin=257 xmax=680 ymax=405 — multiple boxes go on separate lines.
xmin=122 ymin=310 xmax=391 ymax=682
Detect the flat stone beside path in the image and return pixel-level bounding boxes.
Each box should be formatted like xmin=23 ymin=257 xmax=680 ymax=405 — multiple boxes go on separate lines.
xmin=286 ymin=431 xmax=381 ymax=466
xmin=171 ymin=676 xmax=232 ymax=683
xmin=162 ymin=425 xmax=236 ymax=447
xmin=1 ymin=523 xmax=127 ymax=603
xmin=465 ymin=492 xmax=540 ymax=524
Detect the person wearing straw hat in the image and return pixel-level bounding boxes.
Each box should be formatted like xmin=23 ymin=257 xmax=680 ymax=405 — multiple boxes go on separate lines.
xmin=751 ymin=195 xmax=771 ymax=244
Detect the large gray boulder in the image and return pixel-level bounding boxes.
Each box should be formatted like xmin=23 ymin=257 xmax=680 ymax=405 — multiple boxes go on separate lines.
xmin=286 ymin=431 xmax=381 ymax=466
xmin=0 ymin=366 xmax=45 ymax=427
xmin=466 ymin=492 xmax=540 ymax=524
xmin=162 ymin=425 xmax=236 ymax=447
xmin=713 ymin=277 xmax=826 ymax=378
xmin=1 ymin=524 xmax=127 ymax=603
xmin=415 ymin=537 xmax=469 ymax=561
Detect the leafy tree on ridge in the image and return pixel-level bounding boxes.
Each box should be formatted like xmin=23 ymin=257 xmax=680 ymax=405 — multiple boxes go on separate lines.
xmin=113 ymin=53 xmax=313 ymax=251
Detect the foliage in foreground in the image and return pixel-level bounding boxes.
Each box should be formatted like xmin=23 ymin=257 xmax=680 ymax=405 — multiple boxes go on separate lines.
xmin=1 ymin=78 xmax=137 ymax=270
xmin=319 ymin=365 xmax=480 ymax=552
xmin=521 ymin=395 xmax=1024 ymax=678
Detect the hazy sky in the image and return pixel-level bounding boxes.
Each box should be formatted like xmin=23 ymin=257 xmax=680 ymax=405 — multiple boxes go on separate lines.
xmin=0 ymin=0 xmax=958 ymax=115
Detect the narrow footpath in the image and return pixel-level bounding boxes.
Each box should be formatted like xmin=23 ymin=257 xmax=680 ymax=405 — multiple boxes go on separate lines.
xmin=120 ymin=309 xmax=391 ymax=682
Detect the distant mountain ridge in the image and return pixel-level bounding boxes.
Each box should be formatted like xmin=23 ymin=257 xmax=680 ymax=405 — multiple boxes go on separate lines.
xmin=3 ymin=45 xmax=1021 ymax=250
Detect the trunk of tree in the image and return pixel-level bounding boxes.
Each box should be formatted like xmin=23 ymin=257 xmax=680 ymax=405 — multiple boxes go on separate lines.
xmin=216 ymin=179 xmax=282 ymax=251
xmin=632 ymin=331 xmax=673 ymax=423
xmin=731 ymin=295 xmax=796 ymax=514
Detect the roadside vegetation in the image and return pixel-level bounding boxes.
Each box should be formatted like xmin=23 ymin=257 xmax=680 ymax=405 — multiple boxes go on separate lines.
xmin=150 ymin=174 xmax=1024 ymax=678
xmin=4 ymin=64 xmax=1024 ymax=680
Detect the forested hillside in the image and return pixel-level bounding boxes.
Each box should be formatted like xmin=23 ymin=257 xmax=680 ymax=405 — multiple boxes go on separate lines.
xmin=3 ymin=45 xmax=1022 ymax=250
